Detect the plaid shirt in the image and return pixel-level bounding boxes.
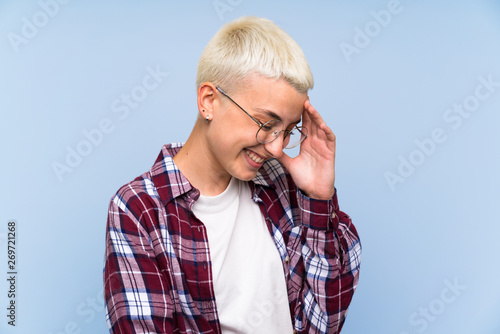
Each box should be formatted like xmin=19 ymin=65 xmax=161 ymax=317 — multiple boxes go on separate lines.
xmin=104 ymin=143 xmax=361 ymax=334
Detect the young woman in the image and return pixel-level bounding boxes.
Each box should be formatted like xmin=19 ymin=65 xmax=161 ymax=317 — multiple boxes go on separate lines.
xmin=104 ymin=16 xmax=361 ymax=334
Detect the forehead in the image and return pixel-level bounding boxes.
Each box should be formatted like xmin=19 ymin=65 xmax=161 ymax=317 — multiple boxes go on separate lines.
xmin=234 ymin=76 xmax=307 ymax=124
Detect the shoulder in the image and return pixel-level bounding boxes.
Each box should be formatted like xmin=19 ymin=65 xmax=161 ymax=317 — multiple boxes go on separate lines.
xmin=109 ymin=143 xmax=183 ymax=217
xmin=109 ymin=170 xmax=160 ymax=221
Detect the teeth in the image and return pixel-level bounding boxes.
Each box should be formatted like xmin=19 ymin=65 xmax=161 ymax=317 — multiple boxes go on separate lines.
xmin=246 ymin=150 xmax=264 ymax=164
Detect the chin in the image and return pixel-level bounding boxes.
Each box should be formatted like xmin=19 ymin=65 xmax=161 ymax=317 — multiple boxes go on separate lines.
xmin=232 ymin=172 xmax=257 ymax=182
xmin=230 ymin=165 xmax=260 ymax=182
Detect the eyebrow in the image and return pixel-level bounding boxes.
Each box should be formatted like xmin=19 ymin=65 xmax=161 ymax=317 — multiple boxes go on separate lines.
xmin=255 ymin=108 xmax=301 ymax=126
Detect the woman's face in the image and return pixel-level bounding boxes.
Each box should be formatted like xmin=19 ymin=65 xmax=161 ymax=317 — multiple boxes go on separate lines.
xmin=205 ymin=75 xmax=307 ymax=182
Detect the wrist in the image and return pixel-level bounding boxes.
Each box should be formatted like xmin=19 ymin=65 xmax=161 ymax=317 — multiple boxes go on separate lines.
xmin=301 ymin=188 xmax=335 ymax=200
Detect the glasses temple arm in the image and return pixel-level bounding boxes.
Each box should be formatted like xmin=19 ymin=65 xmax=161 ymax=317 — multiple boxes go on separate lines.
xmin=215 ymin=86 xmax=263 ymax=127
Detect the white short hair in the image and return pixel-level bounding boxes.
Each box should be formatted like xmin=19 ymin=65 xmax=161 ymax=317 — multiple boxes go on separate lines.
xmin=196 ymin=16 xmax=314 ymax=93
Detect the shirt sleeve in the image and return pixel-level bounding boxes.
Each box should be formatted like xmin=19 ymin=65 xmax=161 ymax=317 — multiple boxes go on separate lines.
xmin=103 ymin=193 xmax=174 ymax=334
xmin=293 ymin=189 xmax=362 ymax=334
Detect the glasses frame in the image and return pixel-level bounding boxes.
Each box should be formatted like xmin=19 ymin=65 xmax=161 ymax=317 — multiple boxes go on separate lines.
xmin=215 ymin=86 xmax=307 ymax=149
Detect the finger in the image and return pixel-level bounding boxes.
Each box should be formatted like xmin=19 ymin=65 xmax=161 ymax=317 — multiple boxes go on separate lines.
xmin=303 ymin=101 xmax=325 ymax=138
xmin=305 ymin=102 xmax=326 ymax=127
xmin=304 ymin=103 xmax=336 ymax=143
xmin=320 ymin=122 xmax=336 ymax=143
xmin=276 ymin=151 xmax=293 ymax=170
xmin=301 ymin=99 xmax=313 ymax=128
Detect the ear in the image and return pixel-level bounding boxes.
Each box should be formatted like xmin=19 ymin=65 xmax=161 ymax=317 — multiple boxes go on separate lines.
xmin=197 ymin=82 xmax=218 ymax=121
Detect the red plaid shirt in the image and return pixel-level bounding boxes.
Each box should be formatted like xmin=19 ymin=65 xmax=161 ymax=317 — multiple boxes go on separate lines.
xmin=104 ymin=143 xmax=361 ymax=333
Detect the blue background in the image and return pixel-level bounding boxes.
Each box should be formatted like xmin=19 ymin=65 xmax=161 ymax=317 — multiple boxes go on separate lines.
xmin=1 ymin=1 xmax=499 ymax=333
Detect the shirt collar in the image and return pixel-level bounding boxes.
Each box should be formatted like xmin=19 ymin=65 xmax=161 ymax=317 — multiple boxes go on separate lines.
xmin=252 ymin=161 xmax=275 ymax=188
xmin=150 ymin=143 xmax=197 ymax=206
xmin=150 ymin=143 xmax=274 ymax=206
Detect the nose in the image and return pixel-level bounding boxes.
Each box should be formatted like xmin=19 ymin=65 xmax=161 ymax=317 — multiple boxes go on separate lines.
xmin=264 ymin=134 xmax=284 ymax=158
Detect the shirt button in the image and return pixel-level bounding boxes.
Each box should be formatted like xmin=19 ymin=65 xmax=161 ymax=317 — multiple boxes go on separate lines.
xmin=331 ymin=211 xmax=336 ymax=219
xmin=285 ymin=255 xmax=290 ymax=263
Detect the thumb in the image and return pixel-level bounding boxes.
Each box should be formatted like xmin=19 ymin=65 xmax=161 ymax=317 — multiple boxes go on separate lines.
xmin=277 ymin=151 xmax=293 ymax=171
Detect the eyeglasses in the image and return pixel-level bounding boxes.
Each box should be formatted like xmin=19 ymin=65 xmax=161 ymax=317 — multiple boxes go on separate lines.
xmin=216 ymin=86 xmax=307 ymax=149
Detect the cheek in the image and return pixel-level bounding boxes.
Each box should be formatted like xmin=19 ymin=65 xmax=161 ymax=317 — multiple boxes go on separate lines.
xmin=206 ymin=126 xmax=254 ymax=166
xmin=211 ymin=120 xmax=258 ymax=150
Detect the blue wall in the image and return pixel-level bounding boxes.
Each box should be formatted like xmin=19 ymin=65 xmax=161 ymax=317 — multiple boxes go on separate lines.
xmin=1 ymin=1 xmax=499 ymax=333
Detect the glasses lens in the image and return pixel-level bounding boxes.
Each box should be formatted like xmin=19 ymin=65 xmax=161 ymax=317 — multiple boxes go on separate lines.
xmin=284 ymin=126 xmax=307 ymax=149
xmin=256 ymin=119 xmax=283 ymax=144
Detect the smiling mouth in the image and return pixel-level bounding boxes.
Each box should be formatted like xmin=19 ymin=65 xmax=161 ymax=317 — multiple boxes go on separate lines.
xmin=245 ymin=150 xmax=265 ymax=164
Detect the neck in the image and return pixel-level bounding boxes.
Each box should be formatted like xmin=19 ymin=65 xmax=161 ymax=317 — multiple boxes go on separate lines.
xmin=173 ymin=120 xmax=231 ymax=196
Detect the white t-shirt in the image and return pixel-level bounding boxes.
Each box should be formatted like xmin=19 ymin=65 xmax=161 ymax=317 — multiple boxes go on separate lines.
xmin=192 ymin=177 xmax=293 ymax=333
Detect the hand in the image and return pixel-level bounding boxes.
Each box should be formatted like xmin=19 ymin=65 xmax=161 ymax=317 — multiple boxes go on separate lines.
xmin=278 ymin=99 xmax=336 ymax=200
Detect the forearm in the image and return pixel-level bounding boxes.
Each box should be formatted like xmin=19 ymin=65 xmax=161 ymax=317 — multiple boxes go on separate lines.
xmin=104 ymin=199 xmax=174 ymax=334
xmin=294 ymin=189 xmax=361 ymax=333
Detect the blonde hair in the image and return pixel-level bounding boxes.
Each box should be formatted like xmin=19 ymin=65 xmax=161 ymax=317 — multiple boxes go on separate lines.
xmin=196 ymin=16 xmax=314 ymax=93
